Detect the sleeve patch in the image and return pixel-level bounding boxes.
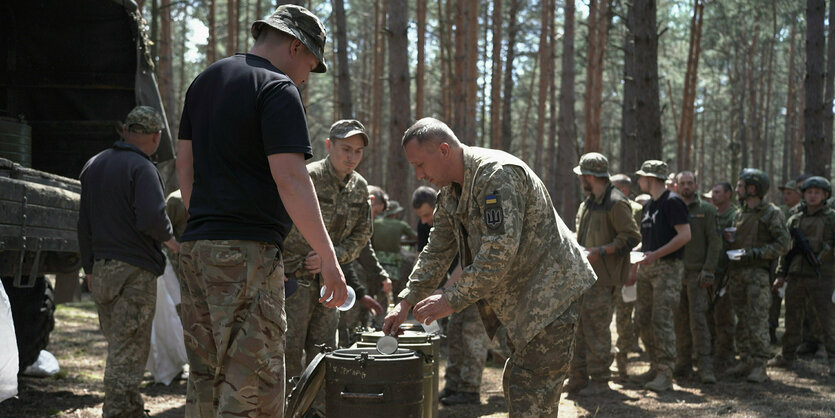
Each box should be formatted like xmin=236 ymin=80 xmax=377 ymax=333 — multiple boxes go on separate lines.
xmin=484 ymin=192 xmax=504 ymax=230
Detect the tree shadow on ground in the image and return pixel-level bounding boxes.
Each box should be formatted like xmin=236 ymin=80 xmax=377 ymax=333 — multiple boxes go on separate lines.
xmin=0 ymin=387 xmax=101 ymax=417
xmin=439 ymin=394 xmax=506 ymax=417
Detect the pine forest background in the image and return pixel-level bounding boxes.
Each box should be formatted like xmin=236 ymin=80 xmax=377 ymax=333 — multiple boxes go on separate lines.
xmin=143 ymin=0 xmax=833 ymax=226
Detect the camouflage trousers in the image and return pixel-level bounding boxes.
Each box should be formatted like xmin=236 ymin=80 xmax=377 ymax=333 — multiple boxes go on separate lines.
xmin=284 ymin=274 xmax=338 ymax=379
xmin=445 ymin=303 xmax=489 ymax=393
xmin=92 ymin=259 xmax=156 ymax=418
xmin=708 ymin=281 xmax=736 ymax=362
xmin=636 ymin=259 xmax=683 ymax=371
xmin=179 ymin=240 xmax=286 ymax=418
xmin=615 ymin=293 xmax=638 ymax=354
xmin=781 ymin=275 xmax=835 ymax=360
xmin=502 ymin=302 xmax=576 ymax=418
xmin=675 ymin=270 xmax=712 ymax=366
xmin=727 ymin=267 xmax=771 ymax=366
xmin=569 ymin=283 xmax=617 ymax=380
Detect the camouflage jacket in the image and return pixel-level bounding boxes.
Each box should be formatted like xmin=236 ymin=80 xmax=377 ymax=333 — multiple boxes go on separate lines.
xmin=400 ymin=146 xmax=597 ymax=349
xmin=776 ymin=205 xmax=835 ymax=278
xmin=682 ymin=197 xmax=722 ymax=273
xmin=715 ymin=205 xmax=738 ymax=276
xmin=728 ymin=200 xmax=790 ymax=270
xmin=282 ymin=156 xmax=372 ymax=276
xmin=575 ymin=182 xmax=641 ymax=286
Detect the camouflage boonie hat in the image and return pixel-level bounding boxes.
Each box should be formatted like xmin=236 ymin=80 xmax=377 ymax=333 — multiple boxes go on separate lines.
xmin=329 ymin=119 xmax=369 ymax=146
xmin=384 ymin=200 xmax=404 ymax=216
xmin=573 ymin=152 xmax=610 ymax=177
xmin=125 ymin=106 xmax=163 ymax=134
xmin=778 ymin=181 xmax=798 ymax=192
xmin=251 ymin=5 xmax=327 ymax=73
xmin=635 ymin=160 xmax=668 ymax=180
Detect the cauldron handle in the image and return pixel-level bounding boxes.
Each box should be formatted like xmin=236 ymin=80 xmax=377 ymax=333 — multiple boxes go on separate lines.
xmin=340 ymin=391 xmax=385 ymax=401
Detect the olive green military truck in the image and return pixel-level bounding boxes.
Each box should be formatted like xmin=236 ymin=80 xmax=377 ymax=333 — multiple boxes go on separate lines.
xmin=1 ymin=0 xmax=174 ymax=370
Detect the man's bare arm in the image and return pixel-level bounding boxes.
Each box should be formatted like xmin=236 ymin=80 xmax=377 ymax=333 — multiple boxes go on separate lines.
xmin=176 ymin=140 xmax=194 ymax=211
xmin=269 ymin=153 xmax=346 ymax=307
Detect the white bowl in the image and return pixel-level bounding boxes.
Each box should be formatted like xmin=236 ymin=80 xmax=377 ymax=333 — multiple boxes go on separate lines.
xmin=726 ymin=249 xmax=745 ymax=260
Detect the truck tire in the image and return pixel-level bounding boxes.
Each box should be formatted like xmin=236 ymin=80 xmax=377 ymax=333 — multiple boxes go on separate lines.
xmin=1 ymin=276 xmax=56 ymax=371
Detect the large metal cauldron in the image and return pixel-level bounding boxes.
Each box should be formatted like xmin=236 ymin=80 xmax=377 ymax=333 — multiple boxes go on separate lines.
xmin=325 ymin=347 xmax=424 ymax=417
xmin=355 ymin=328 xmax=441 ymax=418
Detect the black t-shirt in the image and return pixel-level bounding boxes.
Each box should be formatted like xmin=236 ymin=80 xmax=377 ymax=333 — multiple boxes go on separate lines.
xmin=641 ymin=190 xmax=690 ymax=259
xmin=179 ymin=54 xmax=313 ymax=248
xmin=417 ymin=221 xmax=431 ymax=252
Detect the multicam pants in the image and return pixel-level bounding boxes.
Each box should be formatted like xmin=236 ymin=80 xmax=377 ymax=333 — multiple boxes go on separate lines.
xmin=503 ymin=302 xmax=577 ymax=418
xmin=179 ymin=240 xmax=286 ymax=418
xmin=284 ymin=273 xmax=338 ymax=379
xmin=445 ymin=303 xmax=490 ymax=393
xmin=569 ymin=283 xmax=617 ymax=380
xmin=781 ymin=275 xmax=835 ymax=360
xmin=92 ymin=259 xmax=156 ymax=418
xmin=615 ymin=295 xmax=638 ymax=354
xmin=727 ymin=267 xmax=771 ymax=367
xmin=636 ymin=258 xmax=684 ymax=371
xmin=709 ymin=281 xmax=736 ymax=363
xmin=675 ymin=270 xmax=712 ymax=366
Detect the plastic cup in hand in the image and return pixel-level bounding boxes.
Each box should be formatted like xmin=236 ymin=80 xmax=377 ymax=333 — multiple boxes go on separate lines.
xmin=629 ymin=251 xmax=646 ymax=264
xmin=725 ymin=227 xmax=737 ymax=243
xmin=726 ymin=249 xmax=745 ymax=261
xmin=320 ymin=285 xmax=356 ymax=311
xmin=421 ymin=319 xmax=441 ymax=334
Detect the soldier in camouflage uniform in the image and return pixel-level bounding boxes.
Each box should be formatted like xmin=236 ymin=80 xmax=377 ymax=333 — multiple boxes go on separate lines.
xmin=564 ymin=154 xmax=641 ymax=395
xmin=770 ymin=177 xmax=835 ymax=376
xmin=631 ymin=160 xmax=692 ymax=392
xmin=724 ymin=169 xmax=790 ymax=383
xmin=384 ymin=118 xmax=596 ymax=417
xmin=78 ymin=106 xmax=177 ymax=417
xmin=770 ymin=180 xmax=803 ymax=344
xmin=176 ymin=7 xmax=348 ymax=416
xmin=282 ymin=119 xmax=381 ymax=380
xmin=610 ymin=173 xmax=645 ymax=377
xmin=673 ymin=171 xmax=721 ymax=383
xmin=708 ymin=182 xmax=738 ymax=369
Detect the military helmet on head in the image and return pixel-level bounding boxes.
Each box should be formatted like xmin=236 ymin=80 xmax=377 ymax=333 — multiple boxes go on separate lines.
xmin=738 ymin=168 xmax=770 ymax=197
xmin=799 ymin=176 xmax=831 ymax=195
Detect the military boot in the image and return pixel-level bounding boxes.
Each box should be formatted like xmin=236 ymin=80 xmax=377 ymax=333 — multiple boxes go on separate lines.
xmin=746 ymin=364 xmax=768 ymax=383
xmin=767 ymin=354 xmax=795 ymax=369
xmin=644 ymin=366 xmax=673 ymax=392
xmin=577 ymin=379 xmax=611 ymax=396
xmin=439 ymin=391 xmax=479 ymax=406
xmin=673 ymin=361 xmax=692 ymax=379
xmin=698 ymin=357 xmax=716 ymax=384
xmin=562 ymin=374 xmax=589 ymax=394
xmin=616 ymin=352 xmax=629 ymax=380
xmin=629 ymin=367 xmax=656 ymax=384
xmin=725 ymin=359 xmax=752 ymax=377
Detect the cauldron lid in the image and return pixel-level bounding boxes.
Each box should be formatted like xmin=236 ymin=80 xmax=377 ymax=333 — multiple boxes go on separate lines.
xmin=285 ymin=351 xmax=326 ymax=417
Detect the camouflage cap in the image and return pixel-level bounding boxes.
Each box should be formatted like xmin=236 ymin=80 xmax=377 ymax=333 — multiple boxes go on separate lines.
xmin=329 ymin=119 xmax=369 ymax=146
xmin=251 ymin=5 xmax=327 ymax=73
xmin=635 ymin=160 xmax=668 ymax=180
xmin=778 ymin=180 xmax=798 ymax=192
xmin=125 ymin=106 xmax=163 ymax=134
xmin=573 ymin=152 xmax=610 ymax=177
xmin=384 ymin=200 xmax=404 ymax=216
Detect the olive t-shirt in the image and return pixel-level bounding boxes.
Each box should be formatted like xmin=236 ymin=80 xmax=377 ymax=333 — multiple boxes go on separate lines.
xmin=641 ymin=190 xmax=690 ymax=260
xmin=179 ymin=53 xmax=313 ymax=249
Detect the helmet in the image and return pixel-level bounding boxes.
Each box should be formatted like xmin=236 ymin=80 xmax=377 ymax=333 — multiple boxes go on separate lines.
xmin=799 ymin=176 xmax=831 ymax=195
xmin=738 ymin=168 xmax=770 ymax=197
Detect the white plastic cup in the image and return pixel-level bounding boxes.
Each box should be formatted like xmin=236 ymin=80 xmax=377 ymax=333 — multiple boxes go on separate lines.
xmin=320 ymin=285 xmax=356 ymax=311
xmin=629 ymin=251 xmax=646 ymax=264
xmin=621 ymin=284 xmax=637 ymax=303
xmin=421 ymin=320 xmax=441 ymax=334
xmin=726 ymin=249 xmax=745 ymax=261
xmin=725 ymin=227 xmax=737 ymax=243
xmin=778 ymin=282 xmax=787 ymax=299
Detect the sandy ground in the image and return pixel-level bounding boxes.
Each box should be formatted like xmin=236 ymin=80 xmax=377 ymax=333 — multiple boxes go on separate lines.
xmin=1 ymin=301 xmax=833 ymax=417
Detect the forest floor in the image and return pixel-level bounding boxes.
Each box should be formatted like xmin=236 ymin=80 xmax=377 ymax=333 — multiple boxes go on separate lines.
xmin=1 ymin=299 xmax=834 ymax=417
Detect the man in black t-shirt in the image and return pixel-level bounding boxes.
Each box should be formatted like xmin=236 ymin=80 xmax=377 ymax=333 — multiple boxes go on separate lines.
xmin=631 ymin=160 xmax=691 ymax=392
xmin=175 ymin=5 xmax=346 ymax=417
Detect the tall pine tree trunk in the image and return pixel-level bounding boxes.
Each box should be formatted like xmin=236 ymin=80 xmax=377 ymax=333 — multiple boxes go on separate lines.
xmin=416 ymin=0 xmax=426 ymax=119
xmin=622 ymin=0 xmax=662 ymax=173
xmin=500 ymin=0 xmax=522 ymax=152
xmin=465 ymin=0 xmax=479 ymax=145
xmin=333 ymin=0 xmax=353 ymax=119
xmin=371 ymin=0 xmax=386 ymax=185
xmin=387 ymin=0 xmax=411 ymax=206
xmin=824 ymin=0 xmax=835 ymax=177
xmin=227 ymin=0 xmax=238 ymax=56
xmin=583 ymin=0 xmax=609 ymax=153
xmin=207 ymin=0 xmax=216 ymax=63
xmin=158 ymin=0 xmax=175 ymax=136
xmin=489 ymin=0 xmax=503 ymax=149
xmin=534 ymin=1 xmax=552 ymax=175
xmin=805 ymin=0 xmax=828 ymax=176
xmin=558 ymin=0 xmax=579 ymax=224
xmin=783 ymin=25 xmax=796 ymax=182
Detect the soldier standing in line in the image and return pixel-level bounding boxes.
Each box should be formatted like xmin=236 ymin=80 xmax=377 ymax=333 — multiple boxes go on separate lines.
xmin=610 ymin=173 xmax=645 ymax=378
xmin=384 ymin=118 xmax=596 ymax=416
xmin=630 ymin=160 xmax=692 ymax=392
xmin=282 ymin=120 xmax=383 ymax=381
xmin=708 ymin=181 xmax=738 ymax=370
xmin=673 ymin=171 xmax=721 ymax=384
xmin=770 ymin=180 xmax=803 ymax=345
xmin=564 ymin=154 xmax=641 ymax=395
xmin=724 ymin=169 xmax=790 ymax=383
xmin=769 ymin=177 xmax=835 ymax=376
xmin=78 ymin=106 xmax=178 ymax=417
